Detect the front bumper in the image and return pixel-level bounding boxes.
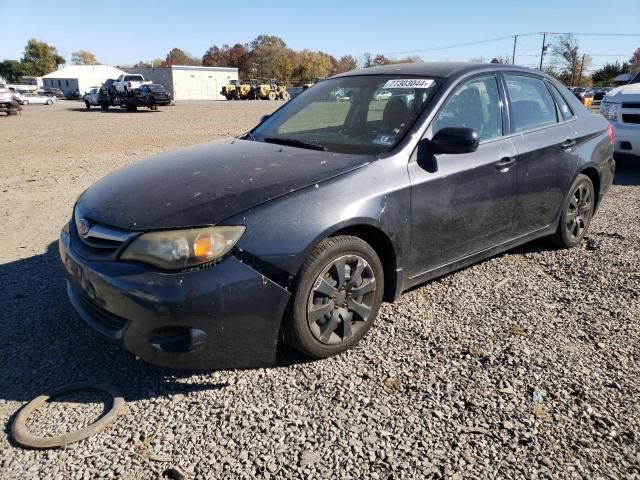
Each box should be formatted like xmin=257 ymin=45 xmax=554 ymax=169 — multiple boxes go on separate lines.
xmin=59 ymin=229 xmax=291 ymax=369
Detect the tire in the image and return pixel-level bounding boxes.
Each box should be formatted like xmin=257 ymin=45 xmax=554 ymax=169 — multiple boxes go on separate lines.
xmin=22 ymin=100 xmax=29 ymax=105
xmin=280 ymin=91 xmax=291 ymax=101
xmin=85 ymin=102 xmax=90 ymax=110
xmin=100 ymin=104 xmax=109 ymax=111
xmin=284 ymin=235 xmax=384 ymax=359
xmin=46 ymin=100 xmax=53 ymax=105
xmin=551 ymin=173 xmax=595 ymax=248
xmin=268 ymin=91 xmax=277 ymax=101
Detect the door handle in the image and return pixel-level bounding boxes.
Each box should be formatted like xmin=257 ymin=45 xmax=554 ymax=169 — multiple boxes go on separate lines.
xmin=560 ymin=139 xmax=576 ymax=150
xmin=495 ymin=157 xmax=516 ymax=172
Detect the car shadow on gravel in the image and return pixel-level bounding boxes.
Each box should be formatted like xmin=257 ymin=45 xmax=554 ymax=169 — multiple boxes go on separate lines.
xmin=0 ymin=242 xmax=228 ymax=406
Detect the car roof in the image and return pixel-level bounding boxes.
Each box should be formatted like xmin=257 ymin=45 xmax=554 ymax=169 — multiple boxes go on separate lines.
xmin=334 ymin=61 xmax=552 ymax=80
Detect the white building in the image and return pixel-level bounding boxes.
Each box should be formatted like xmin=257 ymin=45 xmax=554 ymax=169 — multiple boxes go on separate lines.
xmin=42 ymin=65 xmax=127 ymax=95
xmin=127 ymin=65 xmax=238 ymax=100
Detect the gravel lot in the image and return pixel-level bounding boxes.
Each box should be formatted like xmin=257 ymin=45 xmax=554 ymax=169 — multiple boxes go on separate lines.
xmin=1 ymin=101 xmax=638 ymax=479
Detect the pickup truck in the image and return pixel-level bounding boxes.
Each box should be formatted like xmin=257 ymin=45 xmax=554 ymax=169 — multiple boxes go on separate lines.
xmin=113 ymin=74 xmax=151 ymax=95
xmin=600 ymin=71 xmax=640 ymax=160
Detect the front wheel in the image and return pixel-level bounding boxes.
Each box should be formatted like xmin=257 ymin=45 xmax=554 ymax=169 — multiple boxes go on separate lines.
xmin=46 ymin=100 xmax=53 ymax=105
xmin=284 ymin=236 xmax=384 ymax=359
xmin=85 ymin=102 xmax=90 ymax=110
xmin=551 ymin=173 xmax=595 ymax=248
xmin=22 ymin=100 xmax=29 ymax=105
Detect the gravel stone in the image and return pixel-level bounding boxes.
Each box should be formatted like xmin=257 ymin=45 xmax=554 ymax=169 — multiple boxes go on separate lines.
xmin=1 ymin=101 xmax=638 ymax=479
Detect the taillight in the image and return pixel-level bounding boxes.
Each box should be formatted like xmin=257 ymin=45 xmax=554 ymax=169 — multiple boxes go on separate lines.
xmin=606 ymin=124 xmax=615 ymax=145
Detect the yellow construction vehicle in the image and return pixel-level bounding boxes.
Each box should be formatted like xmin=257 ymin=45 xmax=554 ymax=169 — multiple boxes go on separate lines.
xmin=221 ymin=79 xmax=240 ymax=100
xmin=256 ymin=79 xmax=290 ymax=101
xmin=238 ymin=79 xmax=258 ymax=100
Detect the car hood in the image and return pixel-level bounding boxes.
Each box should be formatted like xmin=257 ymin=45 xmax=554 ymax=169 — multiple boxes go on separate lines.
xmin=606 ymin=83 xmax=640 ymax=101
xmin=77 ymin=139 xmax=371 ymax=230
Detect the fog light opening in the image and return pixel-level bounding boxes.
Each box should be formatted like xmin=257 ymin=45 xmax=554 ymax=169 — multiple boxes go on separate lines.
xmin=149 ymin=327 xmax=207 ymax=353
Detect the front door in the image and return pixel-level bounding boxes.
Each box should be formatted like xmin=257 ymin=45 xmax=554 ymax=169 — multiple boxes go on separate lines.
xmin=408 ymin=74 xmax=518 ymax=278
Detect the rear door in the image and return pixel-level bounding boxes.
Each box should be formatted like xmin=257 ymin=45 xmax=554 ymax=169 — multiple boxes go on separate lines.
xmin=408 ymin=74 xmax=518 ymax=277
xmin=502 ymin=73 xmax=580 ymax=236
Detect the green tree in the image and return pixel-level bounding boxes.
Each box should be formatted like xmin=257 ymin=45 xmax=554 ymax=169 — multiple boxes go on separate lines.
xmin=20 ymin=38 xmax=65 ymax=76
xmin=0 ymin=60 xmax=25 ymax=83
xmin=71 ymin=50 xmax=98 ymax=65
xmin=591 ymin=61 xmax=628 ymax=86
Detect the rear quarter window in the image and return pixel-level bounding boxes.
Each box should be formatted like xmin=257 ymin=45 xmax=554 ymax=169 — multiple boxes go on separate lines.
xmin=505 ymin=74 xmax=559 ymax=133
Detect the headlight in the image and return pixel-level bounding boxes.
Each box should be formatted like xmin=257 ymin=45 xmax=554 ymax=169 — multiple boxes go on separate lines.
xmin=600 ymin=101 xmax=620 ymax=120
xmin=120 ymin=226 xmax=245 ymax=270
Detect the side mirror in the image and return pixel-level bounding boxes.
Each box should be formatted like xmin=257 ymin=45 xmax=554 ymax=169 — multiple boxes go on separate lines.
xmin=430 ymin=127 xmax=479 ymax=155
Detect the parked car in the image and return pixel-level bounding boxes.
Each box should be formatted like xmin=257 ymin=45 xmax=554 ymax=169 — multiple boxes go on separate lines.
xmin=600 ymin=80 xmax=640 ymax=159
xmin=11 ymin=91 xmax=26 ymax=104
xmin=0 ymin=87 xmax=22 ymax=115
xmin=572 ymin=87 xmax=595 ymax=107
xmin=83 ymin=88 xmax=101 ymax=109
xmin=38 ymin=87 xmax=65 ymax=98
xmin=21 ymin=93 xmax=56 ymax=105
xmin=374 ymin=90 xmax=393 ymax=101
xmin=133 ymin=84 xmax=172 ymax=109
xmin=60 ymin=63 xmax=614 ymax=370
xmin=66 ymin=89 xmax=82 ymax=100
xmin=113 ymin=74 xmax=151 ymax=95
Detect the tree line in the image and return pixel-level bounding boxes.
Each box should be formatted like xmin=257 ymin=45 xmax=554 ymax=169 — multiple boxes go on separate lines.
xmin=1 ymin=35 xmax=637 ymax=87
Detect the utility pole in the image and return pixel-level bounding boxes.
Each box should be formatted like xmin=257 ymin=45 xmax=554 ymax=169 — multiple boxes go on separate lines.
xmin=570 ymin=51 xmax=577 ymax=86
xmin=512 ymin=35 xmax=518 ymax=65
xmin=538 ymin=32 xmax=547 ymax=70
xmin=578 ymin=53 xmax=586 ymax=85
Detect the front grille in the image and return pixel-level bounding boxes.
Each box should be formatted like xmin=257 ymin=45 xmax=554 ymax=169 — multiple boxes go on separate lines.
xmin=73 ymin=209 xmax=137 ymax=256
xmin=622 ymin=102 xmax=640 ymax=109
xmin=622 ymin=114 xmax=640 ymax=124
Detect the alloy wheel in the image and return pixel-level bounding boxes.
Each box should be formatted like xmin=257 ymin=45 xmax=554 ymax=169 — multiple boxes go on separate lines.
xmin=565 ymin=181 xmax=593 ymax=241
xmin=307 ymin=255 xmax=377 ymax=345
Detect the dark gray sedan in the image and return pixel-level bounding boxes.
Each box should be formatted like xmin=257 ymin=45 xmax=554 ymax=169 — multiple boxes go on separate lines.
xmin=59 ymin=62 xmax=615 ymax=369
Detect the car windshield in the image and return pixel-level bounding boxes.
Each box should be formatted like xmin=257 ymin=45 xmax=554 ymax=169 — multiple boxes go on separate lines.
xmin=251 ymin=75 xmax=440 ymax=155
xmin=149 ymin=84 xmax=166 ymax=92
xmin=125 ymin=75 xmax=144 ymax=81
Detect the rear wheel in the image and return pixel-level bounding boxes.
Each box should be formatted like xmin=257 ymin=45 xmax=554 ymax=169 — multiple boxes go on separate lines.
xmin=280 ymin=91 xmax=291 ymax=101
xmin=22 ymin=100 xmax=29 ymax=105
xmin=268 ymin=91 xmax=277 ymax=101
xmin=46 ymin=100 xmax=53 ymax=105
xmin=551 ymin=174 xmax=595 ymax=248
xmin=284 ymin=236 xmax=384 ymax=358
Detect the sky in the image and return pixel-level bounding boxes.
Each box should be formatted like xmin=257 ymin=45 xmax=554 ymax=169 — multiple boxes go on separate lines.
xmin=1 ymin=0 xmax=639 ymax=73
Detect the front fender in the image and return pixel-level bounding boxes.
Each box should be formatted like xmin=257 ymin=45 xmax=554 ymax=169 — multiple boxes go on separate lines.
xmin=224 ymin=157 xmax=412 ymax=280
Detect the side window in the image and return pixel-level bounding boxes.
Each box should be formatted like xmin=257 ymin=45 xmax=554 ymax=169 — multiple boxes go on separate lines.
xmin=547 ymin=82 xmax=573 ymax=121
xmin=505 ymin=74 xmax=558 ymax=133
xmin=431 ymin=75 xmax=503 ymax=142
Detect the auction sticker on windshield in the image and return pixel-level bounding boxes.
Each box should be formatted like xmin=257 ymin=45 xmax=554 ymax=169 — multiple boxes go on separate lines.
xmin=383 ymin=79 xmax=434 ymax=89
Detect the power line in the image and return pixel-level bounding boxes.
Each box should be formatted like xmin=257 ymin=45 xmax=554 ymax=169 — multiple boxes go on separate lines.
xmin=380 ymin=32 xmax=640 ymax=57
xmin=380 ymin=33 xmax=539 ymax=56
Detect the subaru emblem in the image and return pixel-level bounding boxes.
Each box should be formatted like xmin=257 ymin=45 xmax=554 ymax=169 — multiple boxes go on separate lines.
xmin=76 ymin=217 xmax=90 ymax=237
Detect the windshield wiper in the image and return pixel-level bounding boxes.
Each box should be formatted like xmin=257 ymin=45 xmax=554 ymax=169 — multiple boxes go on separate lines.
xmin=263 ymin=137 xmax=327 ymax=151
